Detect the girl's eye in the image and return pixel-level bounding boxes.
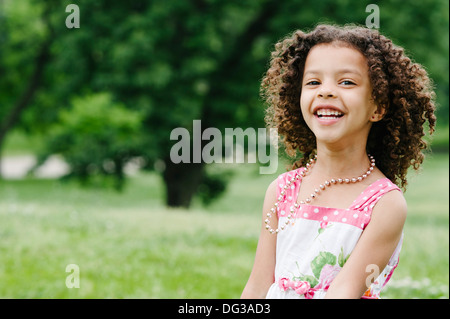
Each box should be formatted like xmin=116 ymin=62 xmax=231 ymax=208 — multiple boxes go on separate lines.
xmin=305 ymin=80 xmax=320 ymax=86
xmin=341 ymin=80 xmax=356 ymax=85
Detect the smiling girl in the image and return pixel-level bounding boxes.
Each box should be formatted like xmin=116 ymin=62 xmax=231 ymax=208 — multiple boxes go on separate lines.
xmin=241 ymin=24 xmax=436 ymax=299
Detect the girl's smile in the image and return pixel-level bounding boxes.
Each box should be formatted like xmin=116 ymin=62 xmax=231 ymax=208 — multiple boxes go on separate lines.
xmin=313 ymin=105 xmax=345 ymax=125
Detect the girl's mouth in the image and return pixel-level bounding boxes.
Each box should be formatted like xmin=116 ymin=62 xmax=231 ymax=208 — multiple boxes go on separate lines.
xmin=315 ymin=109 xmax=344 ymax=119
xmin=314 ymin=108 xmax=344 ymax=125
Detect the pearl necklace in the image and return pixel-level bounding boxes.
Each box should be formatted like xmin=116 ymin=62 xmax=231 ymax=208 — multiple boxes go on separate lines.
xmin=265 ymin=155 xmax=375 ymax=234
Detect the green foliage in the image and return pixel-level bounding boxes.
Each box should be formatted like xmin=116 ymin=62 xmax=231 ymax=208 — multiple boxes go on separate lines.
xmin=0 ymin=0 xmax=45 ymax=120
xmin=1 ymin=0 xmax=448 ymax=204
xmin=42 ymin=92 xmax=144 ymax=190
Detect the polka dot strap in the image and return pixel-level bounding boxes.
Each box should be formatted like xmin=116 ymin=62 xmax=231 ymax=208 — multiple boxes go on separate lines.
xmin=348 ymin=178 xmax=402 ymax=214
xmin=275 ymin=168 xmax=305 ymax=218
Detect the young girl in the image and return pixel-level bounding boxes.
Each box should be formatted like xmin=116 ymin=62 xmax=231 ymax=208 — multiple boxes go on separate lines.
xmin=241 ymin=24 xmax=436 ymax=299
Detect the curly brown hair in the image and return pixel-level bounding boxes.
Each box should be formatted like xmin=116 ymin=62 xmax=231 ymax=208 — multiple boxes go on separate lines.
xmin=262 ymin=24 xmax=436 ymax=189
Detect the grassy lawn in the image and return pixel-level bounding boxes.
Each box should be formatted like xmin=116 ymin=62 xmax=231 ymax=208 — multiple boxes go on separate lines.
xmin=0 ymin=152 xmax=448 ymax=299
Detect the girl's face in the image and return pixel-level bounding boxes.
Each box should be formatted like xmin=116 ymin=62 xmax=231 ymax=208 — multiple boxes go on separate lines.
xmin=300 ymin=43 xmax=382 ymax=150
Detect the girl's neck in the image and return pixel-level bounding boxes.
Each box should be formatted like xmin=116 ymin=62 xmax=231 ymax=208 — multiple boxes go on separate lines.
xmin=312 ymin=146 xmax=371 ymax=179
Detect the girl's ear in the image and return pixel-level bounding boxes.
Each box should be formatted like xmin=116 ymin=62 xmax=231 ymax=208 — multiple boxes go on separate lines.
xmin=370 ymin=105 xmax=386 ymax=122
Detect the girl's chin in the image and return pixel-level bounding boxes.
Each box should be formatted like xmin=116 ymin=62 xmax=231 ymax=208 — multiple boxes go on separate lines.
xmin=311 ymin=129 xmax=346 ymax=145
xmin=314 ymin=135 xmax=343 ymax=145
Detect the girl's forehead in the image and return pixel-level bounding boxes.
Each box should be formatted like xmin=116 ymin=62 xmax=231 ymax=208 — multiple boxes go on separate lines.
xmin=310 ymin=40 xmax=361 ymax=53
xmin=304 ymin=43 xmax=368 ymax=74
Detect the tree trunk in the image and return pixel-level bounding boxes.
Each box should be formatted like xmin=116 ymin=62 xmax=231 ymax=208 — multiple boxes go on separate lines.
xmin=161 ymin=0 xmax=279 ymax=208
xmin=162 ymin=158 xmax=205 ymax=208
xmin=0 ymin=5 xmax=54 ymax=177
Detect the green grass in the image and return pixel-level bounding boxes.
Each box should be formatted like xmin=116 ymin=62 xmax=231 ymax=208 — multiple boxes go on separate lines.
xmin=0 ymin=153 xmax=448 ymax=299
xmin=382 ymin=152 xmax=449 ymax=298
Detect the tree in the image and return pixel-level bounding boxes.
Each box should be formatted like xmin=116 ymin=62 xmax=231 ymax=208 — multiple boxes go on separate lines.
xmin=1 ymin=0 xmax=448 ymax=207
xmin=17 ymin=0 xmax=281 ymax=207
xmin=40 ymin=92 xmax=144 ymax=191
xmin=0 ymin=0 xmax=55 ymax=174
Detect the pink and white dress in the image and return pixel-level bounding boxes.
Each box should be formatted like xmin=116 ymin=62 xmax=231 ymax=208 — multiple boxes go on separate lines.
xmin=265 ymin=167 xmax=403 ymax=299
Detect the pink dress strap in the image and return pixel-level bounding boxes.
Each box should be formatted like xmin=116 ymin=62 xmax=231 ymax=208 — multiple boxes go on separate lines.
xmin=348 ymin=178 xmax=402 ymax=219
xmin=275 ymin=168 xmax=305 ymax=218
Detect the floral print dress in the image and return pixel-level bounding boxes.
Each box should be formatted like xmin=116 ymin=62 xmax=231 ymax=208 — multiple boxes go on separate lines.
xmin=265 ymin=167 xmax=403 ymax=299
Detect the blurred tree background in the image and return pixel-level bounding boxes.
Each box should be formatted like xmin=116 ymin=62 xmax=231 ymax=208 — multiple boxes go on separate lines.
xmin=0 ymin=0 xmax=448 ymax=208
xmin=0 ymin=0 xmax=448 ymax=300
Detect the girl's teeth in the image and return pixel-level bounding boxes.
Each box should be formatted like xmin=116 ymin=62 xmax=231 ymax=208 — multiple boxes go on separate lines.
xmin=317 ymin=110 xmax=343 ymax=117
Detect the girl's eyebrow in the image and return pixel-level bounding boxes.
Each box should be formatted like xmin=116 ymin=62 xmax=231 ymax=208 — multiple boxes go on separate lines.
xmin=337 ymin=68 xmax=362 ymax=76
xmin=303 ymin=69 xmax=362 ymax=77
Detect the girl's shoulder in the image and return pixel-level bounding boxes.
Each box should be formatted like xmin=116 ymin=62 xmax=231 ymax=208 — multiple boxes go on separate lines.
xmin=274 ymin=167 xmax=305 ymax=186
xmin=266 ymin=167 xmax=305 ymax=202
xmin=366 ymin=179 xmax=407 ymax=234
xmin=350 ymin=177 xmax=404 ymax=213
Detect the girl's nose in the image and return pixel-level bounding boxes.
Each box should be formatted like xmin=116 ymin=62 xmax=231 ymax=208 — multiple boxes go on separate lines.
xmin=318 ymin=86 xmax=336 ymax=98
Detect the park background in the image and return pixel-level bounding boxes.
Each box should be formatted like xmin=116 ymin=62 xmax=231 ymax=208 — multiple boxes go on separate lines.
xmin=0 ymin=0 xmax=448 ymax=298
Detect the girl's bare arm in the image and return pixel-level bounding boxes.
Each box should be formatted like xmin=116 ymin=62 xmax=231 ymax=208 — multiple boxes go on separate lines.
xmin=241 ymin=179 xmax=278 ymax=299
